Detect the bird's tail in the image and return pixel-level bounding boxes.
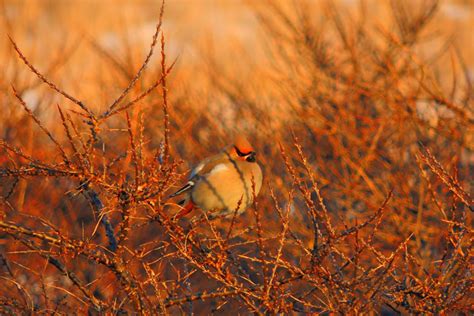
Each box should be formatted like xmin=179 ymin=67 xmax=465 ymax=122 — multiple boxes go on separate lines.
xmin=173 ymin=197 xmax=195 ymax=220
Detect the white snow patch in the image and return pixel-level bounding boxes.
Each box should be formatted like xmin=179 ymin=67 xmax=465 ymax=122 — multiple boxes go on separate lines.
xmin=22 ymin=90 xmax=40 ymax=111
xmin=442 ymin=3 xmax=471 ymax=21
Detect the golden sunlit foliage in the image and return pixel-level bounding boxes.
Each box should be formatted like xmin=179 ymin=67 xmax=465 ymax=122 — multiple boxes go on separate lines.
xmin=0 ymin=0 xmax=472 ymax=314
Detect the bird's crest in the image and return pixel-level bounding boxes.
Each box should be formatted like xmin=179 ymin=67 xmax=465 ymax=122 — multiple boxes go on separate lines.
xmin=234 ymin=135 xmax=254 ymax=154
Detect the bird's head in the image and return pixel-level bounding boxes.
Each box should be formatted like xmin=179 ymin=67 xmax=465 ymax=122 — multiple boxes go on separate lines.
xmin=230 ymin=135 xmax=257 ymax=163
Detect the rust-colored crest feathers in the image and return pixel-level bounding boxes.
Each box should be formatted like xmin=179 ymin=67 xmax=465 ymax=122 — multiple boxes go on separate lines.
xmin=234 ymin=135 xmax=254 ymax=153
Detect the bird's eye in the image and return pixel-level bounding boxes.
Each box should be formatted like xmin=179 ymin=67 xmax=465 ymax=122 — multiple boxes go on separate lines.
xmin=246 ymin=152 xmax=256 ymax=162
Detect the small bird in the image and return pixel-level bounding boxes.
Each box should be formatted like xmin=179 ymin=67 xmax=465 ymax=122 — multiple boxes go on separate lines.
xmin=170 ymin=135 xmax=263 ymax=219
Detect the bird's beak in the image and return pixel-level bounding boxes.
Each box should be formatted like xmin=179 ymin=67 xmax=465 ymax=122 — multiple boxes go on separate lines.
xmin=246 ymin=151 xmax=256 ymax=162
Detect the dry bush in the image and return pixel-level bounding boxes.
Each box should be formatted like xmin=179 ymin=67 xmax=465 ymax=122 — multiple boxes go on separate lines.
xmin=0 ymin=0 xmax=472 ymax=314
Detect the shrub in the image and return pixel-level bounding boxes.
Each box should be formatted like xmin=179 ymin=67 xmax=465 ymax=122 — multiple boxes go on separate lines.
xmin=0 ymin=0 xmax=472 ymax=314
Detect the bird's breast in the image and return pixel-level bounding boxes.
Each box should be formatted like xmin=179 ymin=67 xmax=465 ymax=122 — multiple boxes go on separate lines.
xmin=191 ymin=161 xmax=262 ymax=213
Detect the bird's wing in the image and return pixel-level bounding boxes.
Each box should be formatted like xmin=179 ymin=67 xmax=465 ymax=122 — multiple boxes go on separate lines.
xmin=168 ymin=180 xmax=195 ymax=198
xmin=189 ymin=160 xmax=206 ymax=179
xmin=169 ymin=152 xmax=228 ymax=198
xmin=189 ymin=152 xmax=229 ymax=179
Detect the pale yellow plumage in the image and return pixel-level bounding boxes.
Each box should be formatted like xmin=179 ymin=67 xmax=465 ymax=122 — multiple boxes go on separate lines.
xmin=170 ymin=135 xmax=263 ymax=218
